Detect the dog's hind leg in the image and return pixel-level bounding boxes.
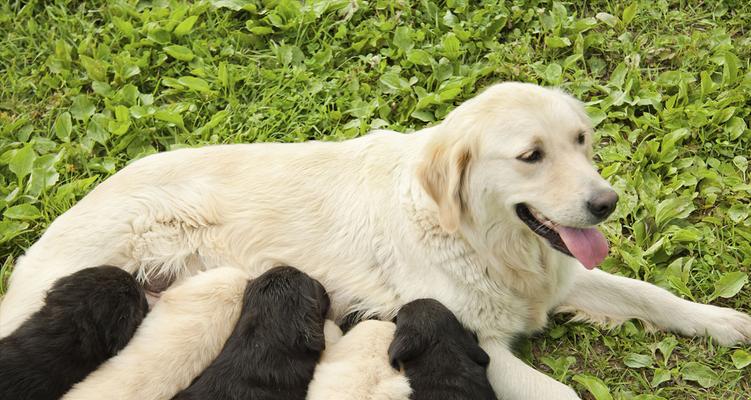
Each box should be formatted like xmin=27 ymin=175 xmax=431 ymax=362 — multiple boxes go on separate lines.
xmin=556 ymin=267 xmax=751 ymax=346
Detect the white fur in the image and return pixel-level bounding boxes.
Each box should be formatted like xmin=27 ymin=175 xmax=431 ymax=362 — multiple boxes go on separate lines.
xmin=307 ymin=320 xmax=411 ymax=400
xmin=61 ymin=267 xmax=249 ymax=400
xmin=2 ymin=82 xmax=750 ymax=400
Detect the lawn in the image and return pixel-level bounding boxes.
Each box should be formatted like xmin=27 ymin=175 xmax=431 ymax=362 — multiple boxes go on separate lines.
xmin=1 ymin=0 xmax=750 ymax=398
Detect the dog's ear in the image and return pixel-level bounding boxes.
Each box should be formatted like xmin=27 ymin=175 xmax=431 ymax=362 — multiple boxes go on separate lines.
xmin=418 ymin=139 xmax=472 ymax=233
xmin=388 ymin=325 xmax=429 ymax=370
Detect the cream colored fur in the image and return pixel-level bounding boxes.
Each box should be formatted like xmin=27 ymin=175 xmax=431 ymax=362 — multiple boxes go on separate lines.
xmin=307 ymin=320 xmax=411 ymax=400
xmin=61 ymin=267 xmax=249 ymax=400
xmin=2 ymin=82 xmax=750 ymax=400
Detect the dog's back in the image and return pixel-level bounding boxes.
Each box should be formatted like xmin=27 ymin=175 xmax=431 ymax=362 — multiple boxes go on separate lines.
xmin=307 ymin=320 xmax=411 ymax=400
xmin=173 ymin=266 xmax=329 ymax=400
xmin=0 ymin=266 xmax=148 ymax=400
xmin=388 ymin=299 xmax=495 ymax=400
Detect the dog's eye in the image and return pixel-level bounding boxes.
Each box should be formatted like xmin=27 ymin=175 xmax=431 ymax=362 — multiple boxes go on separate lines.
xmin=517 ymin=149 xmax=544 ymax=163
xmin=577 ymin=132 xmax=586 ymax=145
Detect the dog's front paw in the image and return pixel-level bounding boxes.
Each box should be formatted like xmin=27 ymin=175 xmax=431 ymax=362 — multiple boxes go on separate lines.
xmin=691 ymin=305 xmax=751 ymax=346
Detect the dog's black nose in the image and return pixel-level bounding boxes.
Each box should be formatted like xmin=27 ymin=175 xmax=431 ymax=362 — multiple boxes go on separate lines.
xmin=587 ymin=189 xmax=618 ymax=220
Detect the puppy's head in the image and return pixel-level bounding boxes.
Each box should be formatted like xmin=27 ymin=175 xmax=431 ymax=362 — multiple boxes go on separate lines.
xmin=243 ymin=266 xmax=330 ymax=353
xmin=388 ymin=298 xmax=489 ymax=370
xmin=44 ymin=266 xmax=149 ymax=358
xmin=418 ymin=82 xmax=617 ymax=269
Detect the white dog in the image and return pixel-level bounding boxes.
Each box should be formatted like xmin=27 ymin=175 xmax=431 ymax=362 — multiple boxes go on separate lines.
xmin=61 ymin=267 xmax=249 ymax=400
xmin=2 ymin=82 xmax=750 ymax=399
xmin=307 ymin=320 xmax=412 ymax=400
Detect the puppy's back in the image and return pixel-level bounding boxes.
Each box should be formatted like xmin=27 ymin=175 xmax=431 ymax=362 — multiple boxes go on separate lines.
xmin=307 ymin=320 xmax=411 ymax=400
xmin=62 ymin=267 xmax=250 ymax=400
xmin=0 ymin=266 xmax=148 ymax=400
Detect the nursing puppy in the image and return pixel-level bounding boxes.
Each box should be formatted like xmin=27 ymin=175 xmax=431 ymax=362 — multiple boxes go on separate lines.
xmin=0 ymin=266 xmax=147 ymax=400
xmin=62 ymin=267 xmax=249 ymax=400
xmin=173 ymin=266 xmax=329 ymax=400
xmin=5 ymin=82 xmax=751 ymax=399
xmin=307 ymin=320 xmax=412 ymax=400
xmin=389 ymin=299 xmax=495 ymax=400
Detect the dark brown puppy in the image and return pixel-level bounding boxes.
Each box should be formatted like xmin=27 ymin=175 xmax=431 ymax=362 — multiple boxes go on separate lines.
xmin=388 ymin=299 xmax=495 ymax=400
xmin=173 ymin=266 xmax=330 ymax=400
xmin=0 ymin=266 xmax=148 ymax=400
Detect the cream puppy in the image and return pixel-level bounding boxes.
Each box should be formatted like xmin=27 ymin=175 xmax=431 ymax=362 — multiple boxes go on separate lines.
xmin=62 ymin=267 xmax=249 ymax=400
xmin=3 ymin=82 xmax=751 ymax=399
xmin=307 ymin=320 xmax=411 ymax=400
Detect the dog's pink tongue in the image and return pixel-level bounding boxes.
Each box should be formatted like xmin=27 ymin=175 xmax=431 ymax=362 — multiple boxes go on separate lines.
xmin=555 ymin=226 xmax=609 ymax=269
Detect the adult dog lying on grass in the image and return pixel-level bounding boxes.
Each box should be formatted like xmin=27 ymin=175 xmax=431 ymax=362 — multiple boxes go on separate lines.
xmin=2 ymin=82 xmax=749 ymax=399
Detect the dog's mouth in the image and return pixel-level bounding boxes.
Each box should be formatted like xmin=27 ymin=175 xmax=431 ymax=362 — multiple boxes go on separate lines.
xmin=515 ymin=204 xmax=608 ymax=269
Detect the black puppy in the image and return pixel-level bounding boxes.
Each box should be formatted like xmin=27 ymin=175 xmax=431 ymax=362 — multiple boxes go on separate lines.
xmin=173 ymin=266 xmax=330 ymax=400
xmin=388 ymin=298 xmax=496 ymax=400
xmin=0 ymin=266 xmax=148 ymax=400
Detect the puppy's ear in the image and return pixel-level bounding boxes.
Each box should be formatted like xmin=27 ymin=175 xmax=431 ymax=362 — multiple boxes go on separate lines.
xmin=418 ymin=139 xmax=472 ymax=233
xmin=301 ymin=323 xmax=326 ymax=353
xmin=388 ymin=326 xmax=429 ymax=370
xmin=468 ymin=343 xmax=491 ymax=367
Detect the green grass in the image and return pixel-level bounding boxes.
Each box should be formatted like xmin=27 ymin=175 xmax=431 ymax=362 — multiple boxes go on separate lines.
xmin=1 ymin=0 xmax=750 ymax=398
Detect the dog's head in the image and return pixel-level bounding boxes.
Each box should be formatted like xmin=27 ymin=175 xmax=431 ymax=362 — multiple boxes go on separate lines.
xmin=43 ymin=266 xmax=149 ymax=358
xmin=242 ymin=266 xmax=330 ymax=353
xmin=418 ymin=82 xmax=617 ymax=269
xmin=388 ymin=298 xmax=489 ymax=370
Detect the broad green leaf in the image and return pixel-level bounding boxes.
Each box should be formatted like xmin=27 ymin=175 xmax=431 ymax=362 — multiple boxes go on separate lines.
xmin=681 ymin=362 xmax=719 ymax=388
xmin=544 ymin=63 xmax=563 ymax=84
xmin=4 ymin=203 xmax=42 ymax=220
xmin=53 ymin=112 xmax=72 ymax=141
xmin=164 ymin=45 xmax=195 ymax=61
xmin=709 ymin=271 xmax=748 ymax=300
xmin=27 ymin=152 xmax=62 ymax=196
xmin=147 ymin=28 xmax=171 ymax=44
xmin=633 ymin=396 xmax=667 ymax=400
xmin=0 ymin=220 xmax=29 ymax=244
xmin=623 ymin=353 xmax=652 ymax=368
xmin=155 ymin=109 xmax=185 ymax=127
xmin=393 ymin=26 xmax=413 ymax=52
xmin=379 ymin=71 xmax=411 ymax=92
xmin=70 ymin=95 xmax=95 ymax=121
xmin=654 ymin=335 xmax=679 ymax=362
xmin=573 ymin=375 xmax=612 ymax=400
xmin=112 ymin=16 xmax=134 ymax=36
xmin=9 ymin=144 xmax=36 ymax=181
xmin=650 ymin=368 xmax=671 ymax=387
xmin=545 ymin=36 xmax=571 ymax=48
xmin=209 ymin=0 xmax=256 ymax=12
xmin=622 ymin=3 xmax=638 ymax=26
xmin=731 ymin=350 xmax=751 ymax=369
xmin=177 ymin=76 xmax=211 ymax=92
xmin=727 ymin=203 xmax=748 ymax=223
xmin=79 ymin=55 xmax=108 ymax=82
xmin=86 ymin=114 xmax=110 ymax=144
xmin=655 ymin=196 xmax=695 ymax=228
xmin=249 ymin=25 xmax=273 ymax=35
xmin=441 ymin=33 xmax=462 ymax=59
xmin=595 ymin=12 xmax=620 ymax=28
xmin=407 ymin=49 xmax=433 ymax=66
xmin=733 ymin=155 xmax=748 ymax=173
xmin=174 ymin=15 xmax=198 ymax=36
